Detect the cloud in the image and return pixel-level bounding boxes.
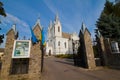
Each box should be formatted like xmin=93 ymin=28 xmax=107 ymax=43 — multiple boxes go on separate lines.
xmin=43 ymin=0 xmax=57 ymax=15
xmin=0 ymin=13 xmax=31 ymax=38
xmin=6 ymin=13 xmax=29 ymax=28
xmin=0 ymin=13 xmax=31 ymax=47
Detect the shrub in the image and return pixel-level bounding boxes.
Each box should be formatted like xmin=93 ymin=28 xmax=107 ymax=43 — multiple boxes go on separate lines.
xmin=55 ymin=54 xmax=73 ymax=59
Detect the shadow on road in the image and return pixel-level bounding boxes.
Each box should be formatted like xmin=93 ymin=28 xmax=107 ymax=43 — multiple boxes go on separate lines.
xmin=55 ymin=60 xmax=74 ymax=66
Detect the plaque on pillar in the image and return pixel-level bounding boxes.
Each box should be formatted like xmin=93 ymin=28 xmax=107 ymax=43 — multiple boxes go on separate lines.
xmin=12 ymin=40 xmax=31 ymax=58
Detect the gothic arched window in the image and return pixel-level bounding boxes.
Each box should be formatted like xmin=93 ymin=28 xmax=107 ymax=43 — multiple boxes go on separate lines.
xmin=58 ymin=41 xmax=60 ymax=46
xmin=58 ymin=26 xmax=60 ymax=32
xmin=64 ymin=42 xmax=66 ymax=48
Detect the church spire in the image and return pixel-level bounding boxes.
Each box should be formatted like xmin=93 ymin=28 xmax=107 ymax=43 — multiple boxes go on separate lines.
xmin=54 ymin=13 xmax=59 ymax=24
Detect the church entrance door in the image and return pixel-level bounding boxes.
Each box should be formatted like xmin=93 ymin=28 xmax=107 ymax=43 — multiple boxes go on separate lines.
xmin=49 ymin=50 xmax=51 ymax=56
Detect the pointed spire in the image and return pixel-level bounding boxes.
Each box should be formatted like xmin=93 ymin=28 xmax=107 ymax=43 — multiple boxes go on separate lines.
xmin=36 ymin=18 xmax=41 ymax=26
xmin=12 ymin=24 xmax=17 ymax=35
xmin=55 ymin=13 xmax=59 ymax=20
xmin=81 ymin=22 xmax=86 ymax=34
xmin=54 ymin=13 xmax=59 ymax=23
xmin=33 ymin=17 xmax=42 ymax=30
xmin=12 ymin=24 xmax=19 ymax=39
xmin=12 ymin=24 xmax=16 ymax=32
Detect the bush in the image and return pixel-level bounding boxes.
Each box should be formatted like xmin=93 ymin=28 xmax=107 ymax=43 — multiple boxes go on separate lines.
xmin=55 ymin=54 xmax=73 ymax=59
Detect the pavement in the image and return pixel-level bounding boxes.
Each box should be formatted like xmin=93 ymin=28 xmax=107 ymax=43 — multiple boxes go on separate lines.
xmin=42 ymin=56 xmax=120 ymax=80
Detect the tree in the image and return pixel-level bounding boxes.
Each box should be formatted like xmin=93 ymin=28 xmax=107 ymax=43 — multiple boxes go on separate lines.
xmin=0 ymin=1 xmax=6 ymax=44
xmin=0 ymin=2 xmax=6 ymax=17
xmin=103 ymin=0 xmax=114 ymax=15
xmin=96 ymin=0 xmax=120 ymax=41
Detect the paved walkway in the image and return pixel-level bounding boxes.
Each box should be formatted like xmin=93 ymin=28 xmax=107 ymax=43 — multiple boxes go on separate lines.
xmin=42 ymin=56 xmax=120 ymax=80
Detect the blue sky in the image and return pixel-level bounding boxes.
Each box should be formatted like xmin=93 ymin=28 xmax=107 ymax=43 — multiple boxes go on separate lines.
xmin=0 ymin=0 xmax=114 ymax=47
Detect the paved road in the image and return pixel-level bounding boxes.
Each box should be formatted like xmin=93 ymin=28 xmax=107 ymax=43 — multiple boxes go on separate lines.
xmin=42 ymin=56 xmax=120 ymax=80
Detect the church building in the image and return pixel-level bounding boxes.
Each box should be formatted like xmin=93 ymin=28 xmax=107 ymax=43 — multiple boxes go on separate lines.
xmin=46 ymin=14 xmax=79 ymax=55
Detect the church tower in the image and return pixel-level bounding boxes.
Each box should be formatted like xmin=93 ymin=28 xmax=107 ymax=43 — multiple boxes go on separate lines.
xmin=54 ymin=13 xmax=62 ymax=37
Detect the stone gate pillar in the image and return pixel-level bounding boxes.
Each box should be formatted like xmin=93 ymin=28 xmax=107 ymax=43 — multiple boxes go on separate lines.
xmin=28 ymin=22 xmax=42 ymax=80
xmin=96 ymin=35 xmax=108 ymax=66
xmin=0 ymin=19 xmax=42 ymax=80
xmin=79 ymin=23 xmax=96 ymax=69
xmin=1 ymin=26 xmax=16 ymax=80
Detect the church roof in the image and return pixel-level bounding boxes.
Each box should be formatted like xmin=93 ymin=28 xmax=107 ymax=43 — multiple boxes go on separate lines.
xmin=62 ymin=32 xmax=71 ymax=39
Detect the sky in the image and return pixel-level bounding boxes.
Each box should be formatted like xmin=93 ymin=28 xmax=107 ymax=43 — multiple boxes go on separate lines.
xmin=0 ymin=0 xmax=115 ymax=47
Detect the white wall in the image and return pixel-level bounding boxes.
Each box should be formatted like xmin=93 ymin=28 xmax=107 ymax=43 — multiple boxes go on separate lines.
xmin=53 ymin=37 xmax=69 ymax=55
xmin=68 ymin=40 xmax=73 ymax=54
xmin=46 ymin=46 xmax=53 ymax=55
xmin=71 ymin=33 xmax=79 ymax=41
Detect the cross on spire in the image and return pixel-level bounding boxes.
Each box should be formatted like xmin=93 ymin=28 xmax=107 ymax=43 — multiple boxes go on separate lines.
xmin=55 ymin=13 xmax=59 ymax=23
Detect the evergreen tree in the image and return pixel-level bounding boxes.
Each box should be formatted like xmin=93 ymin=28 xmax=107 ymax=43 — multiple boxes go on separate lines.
xmin=96 ymin=0 xmax=120 ymax=41
xmin=0 ymin=2 xmax=6 ymax=17
xmin=0 ymin=1 xmax=6 ymax=44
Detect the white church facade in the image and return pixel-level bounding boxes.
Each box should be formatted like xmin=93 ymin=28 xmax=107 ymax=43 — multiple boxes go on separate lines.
xmin=46 ymin=14 xmax=79 ymax=55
